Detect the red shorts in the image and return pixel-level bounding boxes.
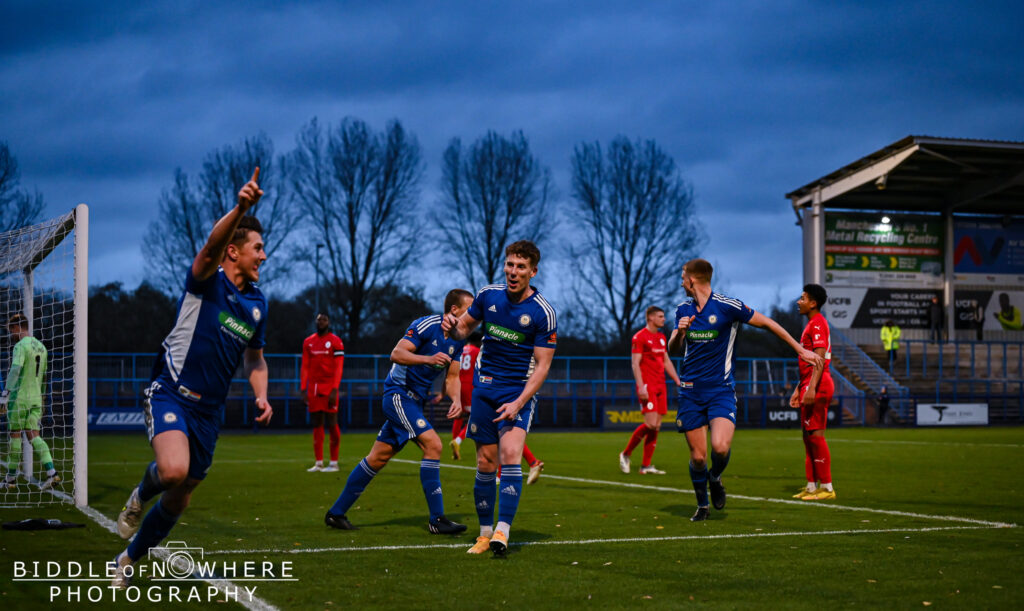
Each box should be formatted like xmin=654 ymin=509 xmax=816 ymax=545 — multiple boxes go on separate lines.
xmin=306 ymin=382 xmax=338 ymax=413
xmin=639 ymin=384 xmax=668 ymax=415
xmin=799 ymin=376 xmax=834 ymax=431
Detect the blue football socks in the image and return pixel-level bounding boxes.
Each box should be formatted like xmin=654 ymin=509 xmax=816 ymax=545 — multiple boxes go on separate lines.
xmin=689 ymin=461 xmax=710 ymax=507
xmin=329 ymin=458 xmax=378 ymax=516
xmin=420 ymin=459 xmax=444 ymax=520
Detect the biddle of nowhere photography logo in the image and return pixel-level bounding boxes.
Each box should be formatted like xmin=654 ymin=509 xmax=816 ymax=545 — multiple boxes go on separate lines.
xmin=12 ymin=540 xmax=296 ymax=604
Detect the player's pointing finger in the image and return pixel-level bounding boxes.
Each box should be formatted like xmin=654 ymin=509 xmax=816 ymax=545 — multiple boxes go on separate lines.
xmin=251 ymin=167 xmax=260 ymax=184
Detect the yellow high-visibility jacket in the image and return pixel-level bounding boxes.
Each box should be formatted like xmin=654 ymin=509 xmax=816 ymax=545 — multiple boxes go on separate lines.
xmin=880 ymin=324 xmax=901 ymax=351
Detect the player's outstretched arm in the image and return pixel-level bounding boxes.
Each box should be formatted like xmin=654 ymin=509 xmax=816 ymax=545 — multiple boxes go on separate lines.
xmin=390 ymin=338 xmax=452 ymax=369
xmin=444 ymin=359 xmax=464 ymax=419
xmin=192 ymin=167 xmax=263 ymax=282
xmin=494 ymin=346 xmax=554 ymax=421
xmin=747 ymin=311 xmax=823 ymax=368
xmin=245 ymin=347 xmax=273 ymax=424
xmin=441 ymin=312 xmax=480 ymax=342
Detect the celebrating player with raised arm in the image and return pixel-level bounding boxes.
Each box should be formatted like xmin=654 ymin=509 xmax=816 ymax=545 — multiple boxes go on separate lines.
xmin=668 ymin=259 xmax=821 ymax=522
xmin=111 ymin=169 xmax=272 ymax=587
xmin=301 ymin=312 xmax=345 ymax=473
xmin=619 ymin=306 xmax=681 ymax=475
xmin=442 ymin=240 xmax=557 ymax=557
xmin=790 ymin=284 xmax=837 ymax=500
xmin=324 ymin=289 xmax=473 ymax=534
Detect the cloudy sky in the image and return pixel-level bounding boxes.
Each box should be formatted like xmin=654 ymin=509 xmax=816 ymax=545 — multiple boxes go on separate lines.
xmin=3 ymin=1 xmax=1022 ymax=312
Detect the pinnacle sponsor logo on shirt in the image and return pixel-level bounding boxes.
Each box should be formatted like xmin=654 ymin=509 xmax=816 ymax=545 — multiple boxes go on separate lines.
xmin=686 ymin=329 xmax=719 ymax=341
xmin=547 ymin=332 xmax=557 ymax=345
xmin=218 ymin=311 xmax=255 ymax=342
xmin=485 ymin=322 xmax=526 ymax=344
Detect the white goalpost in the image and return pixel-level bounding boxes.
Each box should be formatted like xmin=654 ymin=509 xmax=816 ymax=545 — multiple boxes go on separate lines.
xmin=0 ymin=204 xmax=87 ymax=507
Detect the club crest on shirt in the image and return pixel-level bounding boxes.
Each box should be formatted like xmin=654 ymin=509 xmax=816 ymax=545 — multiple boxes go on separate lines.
xmin=252 ymin=307 xmax=261 ymax=322
xmin=708 ymin=314 xmax=718 ymax=324
xmin=471 ymin=423 xmax=478 ymax=434
xmin=325 ymin=341 xmax=331 ymax=348
xmin=448 ymin=346 xmax=454 ymax=355
xmin=519 ymin=314 xmax=531 ymax=327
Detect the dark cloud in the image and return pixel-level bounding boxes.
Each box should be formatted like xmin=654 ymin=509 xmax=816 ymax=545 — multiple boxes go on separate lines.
xmin=2 ymin=1 xmax=1022 ymax=307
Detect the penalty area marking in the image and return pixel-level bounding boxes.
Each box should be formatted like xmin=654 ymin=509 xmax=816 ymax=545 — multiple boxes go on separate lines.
xmin=389 ymin=458 xmax=1016 ymax=529
xmin=206 ymin=524 xmax=1007 ymax=556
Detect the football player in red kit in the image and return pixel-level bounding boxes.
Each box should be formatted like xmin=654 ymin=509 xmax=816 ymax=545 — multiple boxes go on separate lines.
xmin=301 ymin=313 xmax=345 ymax=472
xmin=450 ymin=333 xmax=482 ymax=460
xmin=619 ymin=306 xmax=681 ymax=475
xmin=790 ymin=284 xmax=836 ymax=500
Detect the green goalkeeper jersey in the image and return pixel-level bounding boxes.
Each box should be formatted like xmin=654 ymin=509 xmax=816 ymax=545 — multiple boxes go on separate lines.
xmin=7 ymin=336 xmax=47 ymax=406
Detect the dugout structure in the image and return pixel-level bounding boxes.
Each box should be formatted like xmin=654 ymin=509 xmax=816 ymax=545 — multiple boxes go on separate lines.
xmin=787 ymin=135 xmax=1024 ymax=345
xmin=0 ymin=206 xmax=88 ymax=507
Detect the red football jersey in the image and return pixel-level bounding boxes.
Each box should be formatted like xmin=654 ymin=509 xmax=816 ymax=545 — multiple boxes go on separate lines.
xmin=799 ymin=312 xmax=832 ymax=384
xmin=459 ymin=344 xmax=480 ymax=406
xmin=631 ymin=327 xmax=668 ymax=387
xmin=301 ymin=332 xmax=345 ymax=390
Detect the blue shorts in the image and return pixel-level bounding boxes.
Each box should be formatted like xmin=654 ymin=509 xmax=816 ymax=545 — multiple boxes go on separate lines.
xmin=467 ymin=384 xmax=536 ymax=446
xmin=676 ymin=385 xmax=737 ymax=432
xmin=144 ymin=382 xmax=220 ymax=481
xmin=376 ymin=392 xmax=434 ymax=450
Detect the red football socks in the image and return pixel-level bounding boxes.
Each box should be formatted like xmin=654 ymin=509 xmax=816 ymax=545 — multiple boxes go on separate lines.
xmin=641 ymin=428 xmax=658 ymax=467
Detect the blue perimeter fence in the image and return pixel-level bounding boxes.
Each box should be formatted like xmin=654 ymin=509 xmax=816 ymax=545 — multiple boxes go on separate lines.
xmin=85 ymin=353 xmax=872 ymax=432
xmin=84 ymin=352 xmax=1024 ymax=433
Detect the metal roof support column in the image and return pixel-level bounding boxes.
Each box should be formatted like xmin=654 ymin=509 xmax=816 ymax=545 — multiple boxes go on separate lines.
xmin=803 ymin=189 xmax=825 ymax=285
xmin=944 ymin=211 xmax=955 ymax=340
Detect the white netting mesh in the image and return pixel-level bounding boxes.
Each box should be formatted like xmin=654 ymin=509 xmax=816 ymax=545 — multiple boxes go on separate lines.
xmin=0 ymin=211 xmax=79 ymax=506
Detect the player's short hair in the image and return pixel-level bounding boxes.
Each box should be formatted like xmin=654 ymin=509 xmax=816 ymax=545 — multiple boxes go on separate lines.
xmin=230 ymin=215 xmax=264 ymax=248
xmin=316 ymin=312 xmax=329 ymax=320
xmin=803 ymin=284 xmax=827 ymax=310
xmin=444 ymin=288 xmax=473 ymax=312
xmin=7 ymin=313 xmax=28 ymax=329
xmin=505 ymin=240 xmax=541 ymax=268
xmin=683 ymin=258 xmax=713 ymax=283
xmin=468 ymin=331 xmax=483 ymax=346
xmin=645 ymin=305 xmax=664 ymax=319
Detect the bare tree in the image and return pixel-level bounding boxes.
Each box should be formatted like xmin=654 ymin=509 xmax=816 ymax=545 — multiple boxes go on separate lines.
xmin=569 ymin=137 xmax=704 ymax=345
xmin=437 ymin=131 xmax=553 ymax=288
xmin=289 ymin=117 xmax=423 ymax=344
xmin=0 ymin=142 xmax=45 ymax=233
xmin=142 ymin=133 xmax=300 ymax=293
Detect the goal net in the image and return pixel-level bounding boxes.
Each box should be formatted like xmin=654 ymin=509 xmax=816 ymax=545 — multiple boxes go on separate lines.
xmin=0 ymin=205 xmax=87 ymax=507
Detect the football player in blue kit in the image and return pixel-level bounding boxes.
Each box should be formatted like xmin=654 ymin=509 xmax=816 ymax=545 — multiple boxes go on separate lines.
xmin=112 ymin=169 xmax=273 ymax=587
xmin=324 ymin=289 xmax=474 ymax=535
xmin=668 ymin=258 xmax=821 ymax=522
xmin=442 ymin=240 xmax=557 ymax=557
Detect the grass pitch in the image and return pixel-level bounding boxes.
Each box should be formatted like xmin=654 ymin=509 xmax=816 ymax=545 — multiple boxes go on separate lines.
xmin=2 ymin=426 xmax=1022 ymax=609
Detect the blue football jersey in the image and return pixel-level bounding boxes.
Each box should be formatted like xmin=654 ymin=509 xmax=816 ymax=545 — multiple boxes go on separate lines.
xmin=153 ymin=267 xmax=267 ymax=412
xmin=383 ymin=315 xmax=465 ymax=400
xmin=466 ymin=283 xmax=557 ymax=388
xmin=674 ymin=292 xmax=754 ymax=387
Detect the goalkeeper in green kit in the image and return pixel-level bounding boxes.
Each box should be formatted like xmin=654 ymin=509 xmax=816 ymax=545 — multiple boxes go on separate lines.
xmin=2 ymin=313 xmax=59 ymax=490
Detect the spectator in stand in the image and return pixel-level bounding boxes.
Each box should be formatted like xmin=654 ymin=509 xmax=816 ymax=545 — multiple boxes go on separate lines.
xmin=880 ymin=320 xmax=901 ymax=369
xmin=973 ymin=300 xmax=985 ymax=342
xmin=876 ymin=386 xmax=891 ymax=426
xmin=927 ymin=296 xmax=944 ymax=344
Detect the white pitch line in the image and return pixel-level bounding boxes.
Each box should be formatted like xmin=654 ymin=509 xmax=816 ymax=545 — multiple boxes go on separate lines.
xmin=206 ymin=524 xmax=1009 ymax=556
xmin=388 ymin=459 xmax=1015 ymax=528
xmin=0 ymin=459 xmax=279 ymax=611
